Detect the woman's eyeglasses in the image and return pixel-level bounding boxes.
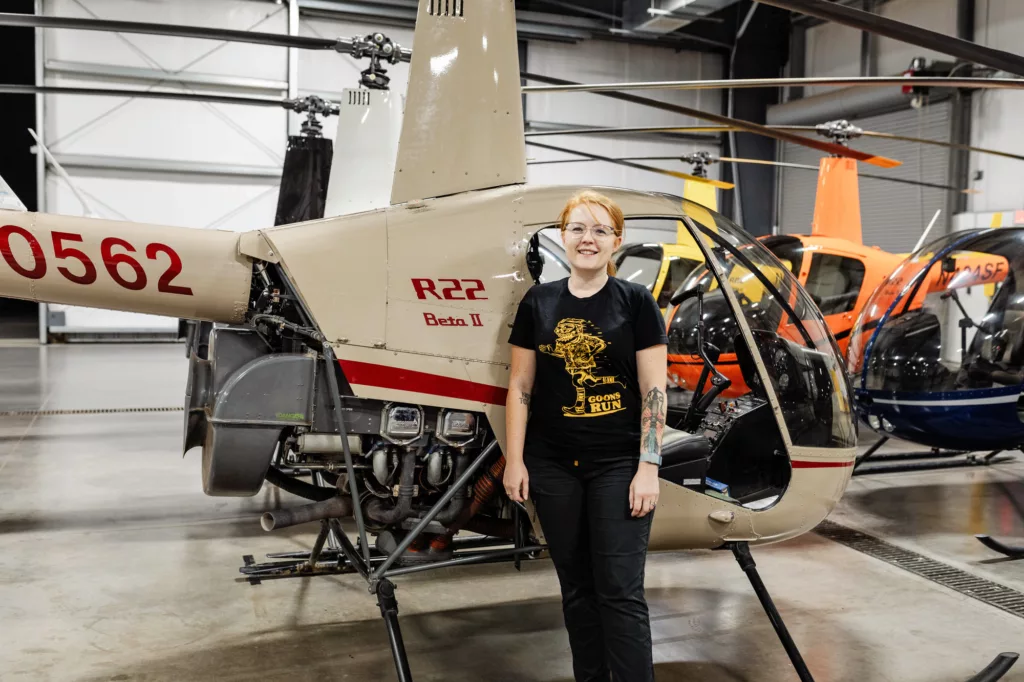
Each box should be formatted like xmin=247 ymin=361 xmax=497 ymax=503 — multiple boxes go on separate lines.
xmin=565 ymin=222 xmax=616 ymax=239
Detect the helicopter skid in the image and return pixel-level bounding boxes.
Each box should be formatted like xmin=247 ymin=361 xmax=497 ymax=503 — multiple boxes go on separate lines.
xmin=729 ymin=541 xmax=1019 ymax=681
xmin=854 ymin=448 xmax=1013 ymax=476
xmin=239 ymin=538 xmax=543 ymax=584
xmin=976 ymin=535 xmax=1024 ymax=560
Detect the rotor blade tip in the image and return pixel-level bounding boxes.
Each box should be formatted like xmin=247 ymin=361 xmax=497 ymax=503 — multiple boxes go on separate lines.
xmin=867 ymin=156 xmax=902 ymax=169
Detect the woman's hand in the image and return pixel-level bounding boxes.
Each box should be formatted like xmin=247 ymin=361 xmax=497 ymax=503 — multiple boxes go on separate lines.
xmin=629 ymin=462 xmax=660 ymax=517
xmin=504 ymin=458 xmax=530 ymax=503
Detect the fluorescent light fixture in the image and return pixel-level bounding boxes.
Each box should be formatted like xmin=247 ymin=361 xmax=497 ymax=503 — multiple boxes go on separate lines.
xmin=647 ymin=0 xmax=700 ymax=16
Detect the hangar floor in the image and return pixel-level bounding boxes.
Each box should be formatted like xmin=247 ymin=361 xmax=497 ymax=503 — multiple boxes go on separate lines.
xmin=3 ymin=344 xmax=1024 ymax=682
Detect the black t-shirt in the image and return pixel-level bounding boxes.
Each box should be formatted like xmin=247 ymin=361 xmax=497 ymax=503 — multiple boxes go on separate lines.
xmin=508 ymin=277 xmax=668 ymax=462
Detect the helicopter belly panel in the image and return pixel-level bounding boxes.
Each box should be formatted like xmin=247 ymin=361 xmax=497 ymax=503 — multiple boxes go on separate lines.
xmin=263 ymin=212 xmax=388 ymax=348
xmin=384 ymin=190 xmax=530 ymax=364
xmin=0 ymin=211 xmax=251 ymax=323
xmin=648 ymin=446 xmax=855 ymax=551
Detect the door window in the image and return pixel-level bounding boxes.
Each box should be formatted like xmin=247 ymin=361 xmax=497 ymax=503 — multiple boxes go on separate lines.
xmin=805 ymin=254 xmax=865 ymax=315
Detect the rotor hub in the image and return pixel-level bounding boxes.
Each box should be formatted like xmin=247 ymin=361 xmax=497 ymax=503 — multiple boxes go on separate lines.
xmin=344 ymin=32 xmax=406 ymax=90
xmin=682 ymin=151 xmax=716 ymax=178
xmin=816 ymin=120 xmax=864 ymax=146
xmin=285 ymin=95 xmax=342 ymax=137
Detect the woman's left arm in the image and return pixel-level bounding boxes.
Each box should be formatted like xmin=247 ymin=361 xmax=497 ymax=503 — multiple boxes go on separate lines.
xmin=630 ymin=343 xmax=667 ymax=518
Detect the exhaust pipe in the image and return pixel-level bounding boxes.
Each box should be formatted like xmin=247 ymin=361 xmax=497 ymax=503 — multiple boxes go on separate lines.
xmin=261 ymin=495 xmax=353 ymax=531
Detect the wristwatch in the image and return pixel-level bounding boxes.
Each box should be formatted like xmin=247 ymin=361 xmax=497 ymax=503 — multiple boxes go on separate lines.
xmin=639 ymin=452 xmax=662 ymax=466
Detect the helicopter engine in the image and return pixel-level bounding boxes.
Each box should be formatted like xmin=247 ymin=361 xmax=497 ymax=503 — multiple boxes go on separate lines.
xmin=180 ymin=261 xmax=512 ymax=550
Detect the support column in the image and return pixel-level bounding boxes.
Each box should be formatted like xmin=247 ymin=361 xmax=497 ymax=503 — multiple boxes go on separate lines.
xmin=729 ymin=1 xmax=790 ymax=236
xmin=859 ymin=0 xmax=877 ymax=77
xmin=945 ymin=0 xmax=975 ymax=237
xmin=35 ymin=0 xmax=46 ymax=344
xmin=287 ymin=0 xmax=299 ymax=137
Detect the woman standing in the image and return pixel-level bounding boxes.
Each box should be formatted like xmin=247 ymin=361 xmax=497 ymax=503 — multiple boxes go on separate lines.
xmin=504 ymin=190 xmax=668 ymax=682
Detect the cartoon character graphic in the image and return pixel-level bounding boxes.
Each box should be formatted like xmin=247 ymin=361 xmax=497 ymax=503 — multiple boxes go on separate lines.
xmin=539 ymin=318 xmax=625 ymax=417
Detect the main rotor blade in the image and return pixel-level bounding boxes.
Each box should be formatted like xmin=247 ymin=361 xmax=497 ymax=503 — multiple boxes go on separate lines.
xmin=0 ymin=12 xmax=335 ymax=49
xmin=525 ymin=125 xmax=732 ymax=137
xmin=532 ymin=123 xmax=1024 ymax=164
xmin=525 ymin=141 xmax=735 ymax=189
xmin=770 ymin=124 xmax=1024 ymax=164
xmin=529 ymin=154 xmax=976 ymax=193
xmin=753 ymin=0 xmax=1024 ymax=78
xmin=754 ymin=157 xmax=978 ymax=193
xmin=523 ymin=76 xmax=1024 ymax=94
xmin=0 ymin=83 xmax=289 ymax=108
xmin=0 ymin=13 xmax=412 ymax=61
xmin=521 ymin=72 xmax=900 ymax=169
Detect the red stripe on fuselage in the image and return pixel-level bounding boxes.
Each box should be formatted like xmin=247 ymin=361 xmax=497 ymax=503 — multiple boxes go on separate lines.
xmin=338 ymin=359 xmax=508 ymax=406
xmin=791 ymin=459 xmax=855 ymax=469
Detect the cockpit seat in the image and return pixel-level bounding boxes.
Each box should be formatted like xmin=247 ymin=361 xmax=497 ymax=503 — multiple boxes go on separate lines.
xmin=659 ymin=427 xmax=711 ymax=489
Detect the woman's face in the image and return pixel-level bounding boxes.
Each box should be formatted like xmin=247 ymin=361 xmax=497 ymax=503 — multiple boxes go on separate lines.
xmin=561 ymin=204 xmax=623 ymax=275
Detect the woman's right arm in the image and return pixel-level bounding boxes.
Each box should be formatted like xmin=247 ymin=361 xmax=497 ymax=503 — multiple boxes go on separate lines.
xmin=504 ymin=345 xmax=536 ymax=502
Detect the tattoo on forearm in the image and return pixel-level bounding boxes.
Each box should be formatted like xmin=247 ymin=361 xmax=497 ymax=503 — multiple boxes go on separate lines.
xmin=640 ymin=387 xmax=666 ymax=455
xmin=519 ymin=392 xmax=531 ymax=408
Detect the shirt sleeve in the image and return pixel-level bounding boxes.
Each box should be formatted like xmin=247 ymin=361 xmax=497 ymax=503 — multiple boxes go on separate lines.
xmin=633 ymin=285 xmax=669 ymax=350
xmin=508 ymin=288 xmax=536 ymax=349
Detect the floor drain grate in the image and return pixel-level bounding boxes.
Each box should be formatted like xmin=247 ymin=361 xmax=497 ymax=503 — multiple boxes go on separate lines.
xmin=816 ymin=519 xmax=1024 ymax=620
xmin=0 ymin=406 xmax=184 ymax=417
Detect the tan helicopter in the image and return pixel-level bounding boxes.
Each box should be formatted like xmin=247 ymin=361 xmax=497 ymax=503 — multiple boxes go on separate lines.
xmin=1 ymin=1 xmax=1021 ymax=680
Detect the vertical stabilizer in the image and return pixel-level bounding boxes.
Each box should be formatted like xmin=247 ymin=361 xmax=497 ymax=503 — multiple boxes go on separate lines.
xmin=0 ymin=174 xmax=27 ymax=212
xmin=811 ymin=157 xmax=863 ymax=244
xmin=678 ymin=181 xmax=717 ymax=243
xmin=325 ymin=89 xmax=404 ymax=217
xmin=390 ymin=0 xmax=526 ymax=205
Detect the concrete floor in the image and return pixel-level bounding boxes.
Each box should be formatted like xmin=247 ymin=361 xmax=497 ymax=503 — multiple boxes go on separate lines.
xmin=3 ymin=344 xmax=1024 ymax=681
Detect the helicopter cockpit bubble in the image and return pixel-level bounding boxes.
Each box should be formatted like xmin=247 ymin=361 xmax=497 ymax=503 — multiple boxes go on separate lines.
xmin=848 ymin=228 xmax=1023 ymax=450
xmin=520 ymin=194 xmax=854 ymax=514
xmin=620 ymin=201 xmax=856 ymax=513
xmin=678 ymin=205 xmax=855 ymax=448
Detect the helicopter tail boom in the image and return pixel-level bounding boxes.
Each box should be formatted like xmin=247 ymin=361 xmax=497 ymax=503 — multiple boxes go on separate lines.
xmin=0 ymin=210 xmax=252 ymax=324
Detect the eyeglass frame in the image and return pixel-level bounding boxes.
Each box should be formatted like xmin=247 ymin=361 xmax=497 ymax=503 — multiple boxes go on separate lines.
xmin=563 ymin=222 xmax=619 ymax=240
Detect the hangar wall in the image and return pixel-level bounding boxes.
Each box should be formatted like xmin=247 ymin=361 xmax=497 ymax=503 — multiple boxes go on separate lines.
xmin=37 ymin=0 xmax=720 ymax=336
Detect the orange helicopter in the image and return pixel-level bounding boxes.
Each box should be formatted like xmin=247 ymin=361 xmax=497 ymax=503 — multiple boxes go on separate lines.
xmin=666 ymin=125 xmax=908 ymax=397
xmin=521 ymin=115 xmax=1022 ymax=397
xmin=526 ymin=122 xmax=935 ymax=395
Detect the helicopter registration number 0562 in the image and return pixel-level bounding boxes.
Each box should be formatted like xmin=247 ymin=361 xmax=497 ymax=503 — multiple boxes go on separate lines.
xmin=0 ymin=225 xmax=193 ymax=296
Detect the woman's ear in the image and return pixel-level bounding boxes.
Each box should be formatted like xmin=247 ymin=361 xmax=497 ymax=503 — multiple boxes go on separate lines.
xmin=613 ymin=235 xmax=623 ymax=251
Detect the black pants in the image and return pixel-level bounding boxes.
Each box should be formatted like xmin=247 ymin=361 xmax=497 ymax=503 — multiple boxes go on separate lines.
xmin=527 ymin=454 xmax=655 ymax=682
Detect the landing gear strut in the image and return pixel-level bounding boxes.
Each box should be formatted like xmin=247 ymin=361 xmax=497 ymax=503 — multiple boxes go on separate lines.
xmin=377 ymin=579 xmax=413 ymax=682
xmin=729 ymin=542 xmax=813 ymax=681
xmin=729 ymin=541 xmax=1019 ymax=682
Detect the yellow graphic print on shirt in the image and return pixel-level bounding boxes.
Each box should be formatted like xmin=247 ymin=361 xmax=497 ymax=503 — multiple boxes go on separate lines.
xmin=538 ymin=318 xmax=626 ymax=418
